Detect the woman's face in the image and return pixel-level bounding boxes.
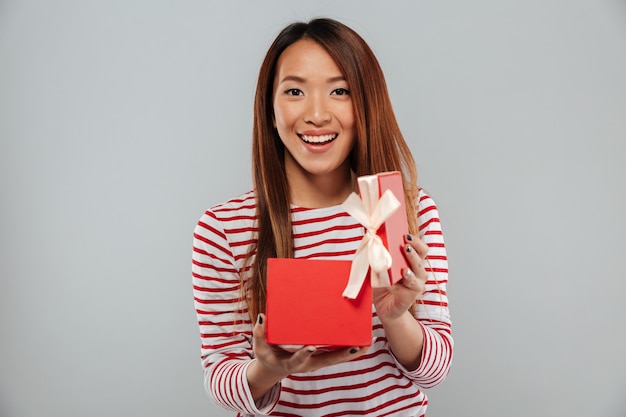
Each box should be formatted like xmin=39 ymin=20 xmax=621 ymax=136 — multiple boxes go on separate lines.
xmin=273 ymin=39 xmax=356 ymax=184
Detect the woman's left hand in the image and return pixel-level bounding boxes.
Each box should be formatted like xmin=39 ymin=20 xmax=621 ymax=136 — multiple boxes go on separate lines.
xmin=373 ymin=234 xmax=429 ymax=321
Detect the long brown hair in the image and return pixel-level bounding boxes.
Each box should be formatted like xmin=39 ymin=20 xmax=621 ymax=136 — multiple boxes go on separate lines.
xmin=245 ymin=18 xmax=419 ymax=322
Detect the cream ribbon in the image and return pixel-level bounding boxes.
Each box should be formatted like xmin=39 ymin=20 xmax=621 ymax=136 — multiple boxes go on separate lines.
xmin=340 ymin=175 xmax=401 ymax=299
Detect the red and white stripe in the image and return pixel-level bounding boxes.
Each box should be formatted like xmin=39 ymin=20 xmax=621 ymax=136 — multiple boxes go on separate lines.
xmin=192 ymin=190 xmax=452 ymax=416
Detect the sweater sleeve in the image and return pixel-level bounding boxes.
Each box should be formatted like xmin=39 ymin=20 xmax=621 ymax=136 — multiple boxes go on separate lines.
xmin=192 ymin=209 xmax=280 ymax=415
xmin=394 ymin=190 xmax=453 ymax=388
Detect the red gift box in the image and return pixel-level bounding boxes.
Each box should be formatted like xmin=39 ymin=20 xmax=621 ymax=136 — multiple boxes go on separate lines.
xmin=265 ymin=258 xmax=372 ymax=348
xmin=360 ymin=171 xmax=410 ymax=287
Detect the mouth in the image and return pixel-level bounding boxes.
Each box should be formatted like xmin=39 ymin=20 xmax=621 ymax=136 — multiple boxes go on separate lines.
xmin=298 ymin=133 xmax=338 ymax=145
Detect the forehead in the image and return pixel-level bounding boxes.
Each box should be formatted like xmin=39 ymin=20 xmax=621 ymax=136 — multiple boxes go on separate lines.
xmin=275 ymin=39 xmax=344 ymax=79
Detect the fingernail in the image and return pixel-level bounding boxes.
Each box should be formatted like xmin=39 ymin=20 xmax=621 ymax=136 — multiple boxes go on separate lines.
xmin=406 ymin=234 xmax=413 ymax=241
xmin=406 ymin=245 xmax=412 ymax=253
xmin=349 ymin=348 xmax=359 ymax=354
xmin=257 ymin=314 xmax=263 ymax=325
xmin=307 ymin=348 xmax=315 ymax=353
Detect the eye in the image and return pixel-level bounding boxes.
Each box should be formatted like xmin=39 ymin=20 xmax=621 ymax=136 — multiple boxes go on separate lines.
xmin=284 ymin=88 xmax=303 ymax=96
xmin=331 ymin=88 xmax=351 ymax=96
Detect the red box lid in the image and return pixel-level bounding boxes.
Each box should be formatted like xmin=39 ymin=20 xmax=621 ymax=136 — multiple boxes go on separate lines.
xmin=376 ymin=171 xmax=409 ymax=285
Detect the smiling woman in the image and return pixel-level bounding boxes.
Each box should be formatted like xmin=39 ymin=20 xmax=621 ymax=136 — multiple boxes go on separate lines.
xmin=191 ymin=18 xmax=452 ymax=416
xmin=273 ymin=39 xmax=356 ymax=208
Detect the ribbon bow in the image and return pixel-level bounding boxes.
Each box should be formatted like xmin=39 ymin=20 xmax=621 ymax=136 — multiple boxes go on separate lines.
xmin=340 ymin=176 xmax=401 ymax=299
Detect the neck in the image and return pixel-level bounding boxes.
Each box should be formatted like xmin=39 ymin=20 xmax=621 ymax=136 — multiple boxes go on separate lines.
xmin=287 ymin=166 xmax=355 ymax=208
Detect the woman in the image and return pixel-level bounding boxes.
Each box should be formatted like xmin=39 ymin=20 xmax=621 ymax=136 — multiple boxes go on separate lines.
xmin=192 ymin=18 xmax=452 ymax=416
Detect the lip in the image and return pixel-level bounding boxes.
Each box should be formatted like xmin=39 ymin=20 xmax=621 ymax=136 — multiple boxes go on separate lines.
xmin=297 ymin=130 xmax=338 ymax=145
xmin=299 ymin=129 xmax=337 ymax=136
xmin=295 ymin=131 xmax=338 ymax=153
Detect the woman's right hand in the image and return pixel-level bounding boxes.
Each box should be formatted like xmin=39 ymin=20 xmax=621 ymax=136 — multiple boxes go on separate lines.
xmin=246 ymin=313 xmax=368 ymax=401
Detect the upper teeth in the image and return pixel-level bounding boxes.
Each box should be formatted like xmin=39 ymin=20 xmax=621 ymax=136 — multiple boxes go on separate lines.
xmin=300 ymin=134 xmax=337 ymax=143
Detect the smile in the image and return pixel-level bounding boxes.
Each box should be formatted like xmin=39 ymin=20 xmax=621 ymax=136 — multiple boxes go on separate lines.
xmin=299 ymin=134 xmax=338 ymax=144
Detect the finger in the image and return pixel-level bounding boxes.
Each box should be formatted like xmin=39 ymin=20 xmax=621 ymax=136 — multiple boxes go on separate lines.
xmin=401 ymin=268 xmax=425 ymax=292
xmin=289 ymin=345 xmax=317 ymax=365
xmin=404 ymin=244 xmax=428 ymax=280
xmin=405 ymin=234 xmax=429 ymax=259
xmin=309 ymin=346 xmax=366 ymax=369
xmin=252 ymin=313 xmax=267 ymax=346
xmin=339 ymin=346 xmax=368 ymax=362
xmin=285 ymin=345 xmax=367 ymax=375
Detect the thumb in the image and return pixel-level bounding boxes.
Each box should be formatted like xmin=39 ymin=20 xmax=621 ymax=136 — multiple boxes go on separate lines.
xmin=253 ymin=313 xmax=267 ymax=345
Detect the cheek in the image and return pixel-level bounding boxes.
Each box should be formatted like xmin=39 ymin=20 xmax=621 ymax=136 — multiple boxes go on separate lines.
xmin=346 ymin=114 xmax=355 ymax=130
xmin=272 ymin=102 xmax=287 ymax=128
xmin=340 ymin=104 xmax=356 ymax=129
xmin=272 ymin=107 xmax=292 ymax=145
xmin=273 ymin=106 xmax=299 ymax=135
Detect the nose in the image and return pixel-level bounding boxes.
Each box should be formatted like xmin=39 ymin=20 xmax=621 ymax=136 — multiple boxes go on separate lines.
xmin=304 ymin=94 xmax=331 ymax=125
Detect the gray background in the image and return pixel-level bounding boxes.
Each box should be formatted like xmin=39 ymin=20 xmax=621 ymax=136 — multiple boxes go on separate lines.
xmin=1 ymin=1 xmax=625 ymax=416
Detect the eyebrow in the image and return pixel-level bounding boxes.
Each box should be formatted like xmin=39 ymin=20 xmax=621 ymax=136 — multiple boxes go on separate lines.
xmin=278 ymin=75 xmax=347 ymax=84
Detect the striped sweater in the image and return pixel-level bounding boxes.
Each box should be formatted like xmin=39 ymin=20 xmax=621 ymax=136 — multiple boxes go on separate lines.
xmin=192 ymin=189 xmax=452 ymax=416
